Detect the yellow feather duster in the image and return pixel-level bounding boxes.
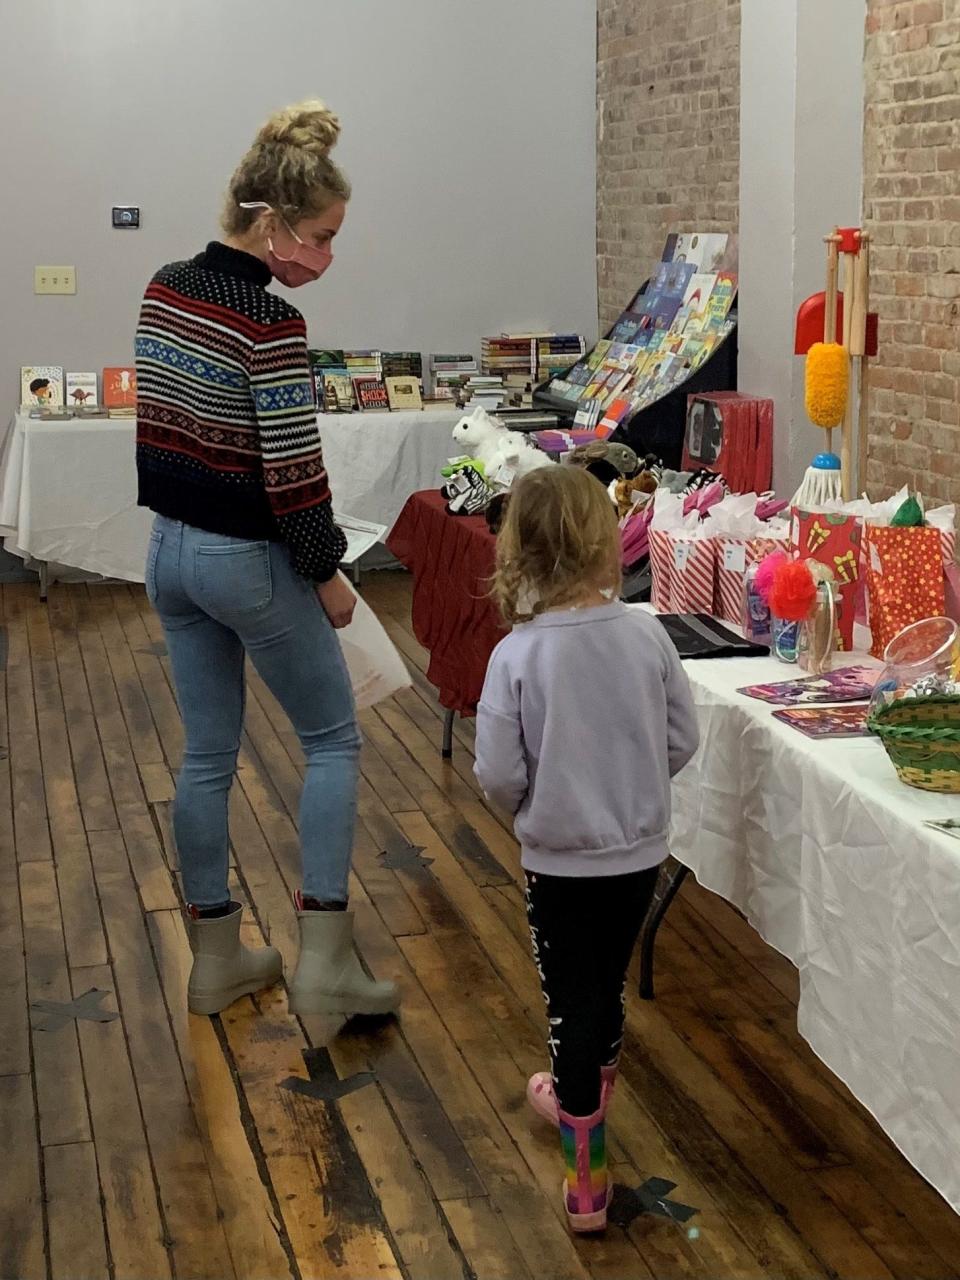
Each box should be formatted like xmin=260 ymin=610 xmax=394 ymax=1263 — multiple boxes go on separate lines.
xmin=805 ymin=342 xmax=848 ymax=429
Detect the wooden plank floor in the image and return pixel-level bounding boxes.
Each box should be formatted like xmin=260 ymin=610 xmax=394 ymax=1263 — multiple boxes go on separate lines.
xmin=2 ymin=572 xmax=959 ymax=1280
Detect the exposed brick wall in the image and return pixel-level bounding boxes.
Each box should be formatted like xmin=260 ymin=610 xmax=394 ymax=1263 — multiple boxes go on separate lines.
xmin=596 ymin=0 xmax=741 ymax=333
xmin=863 ymin=0 xmax=960 ymax=501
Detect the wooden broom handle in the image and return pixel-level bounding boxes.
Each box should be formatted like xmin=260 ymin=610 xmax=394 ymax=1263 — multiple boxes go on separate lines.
xmin=824 ymin=231 xmax=841 ymax=344
xmin=840 ymin=248 xmax=856 ymax=499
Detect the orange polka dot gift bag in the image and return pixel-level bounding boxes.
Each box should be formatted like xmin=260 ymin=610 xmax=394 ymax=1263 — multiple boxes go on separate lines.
xmin=864 ymin=524 xmax=946 ymax=660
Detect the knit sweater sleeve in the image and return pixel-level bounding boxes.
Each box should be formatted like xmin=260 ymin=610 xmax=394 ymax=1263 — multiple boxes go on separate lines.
xmin=247 ymin=313 xmax=346 ymax=582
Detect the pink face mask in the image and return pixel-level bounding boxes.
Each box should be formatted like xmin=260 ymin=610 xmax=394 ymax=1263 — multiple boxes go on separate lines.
xmin=240 ymin=202 xmax=333 ymax=287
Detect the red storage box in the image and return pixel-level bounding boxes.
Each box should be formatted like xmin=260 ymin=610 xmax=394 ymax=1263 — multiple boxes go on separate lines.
xmin=682 ymin=392 xmax=773 ymax=494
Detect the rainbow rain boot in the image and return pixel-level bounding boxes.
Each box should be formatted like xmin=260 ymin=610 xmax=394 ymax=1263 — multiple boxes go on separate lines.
xmin=527 ymin=1062 xmax=618 ymax=1126
xmin=558 ymin=1104 xmax=612 ymax=1233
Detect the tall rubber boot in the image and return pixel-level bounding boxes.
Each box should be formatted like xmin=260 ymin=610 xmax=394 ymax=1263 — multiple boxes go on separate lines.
xmin=187 ymin=904 xmax=283 ymax=1015
xmin=558 ymin=1103 xmax=613 ymax=1233
xmin=288 ymin=908 xmax=400 ymax=1017
xmin=527 ymin=1061 xmax=619 ymax=1126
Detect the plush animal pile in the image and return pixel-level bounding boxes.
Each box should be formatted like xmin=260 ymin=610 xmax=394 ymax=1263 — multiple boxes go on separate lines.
xmin=450 ymin=407 xmax=554 ymax=487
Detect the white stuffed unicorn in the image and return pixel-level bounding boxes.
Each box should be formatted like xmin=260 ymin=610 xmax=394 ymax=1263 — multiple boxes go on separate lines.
xmin=450 ymin=407 xmax=553 ymax=486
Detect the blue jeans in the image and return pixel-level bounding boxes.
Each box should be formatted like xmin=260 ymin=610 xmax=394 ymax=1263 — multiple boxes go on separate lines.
xmin=146 ymin=517 xmax=360 ymax=909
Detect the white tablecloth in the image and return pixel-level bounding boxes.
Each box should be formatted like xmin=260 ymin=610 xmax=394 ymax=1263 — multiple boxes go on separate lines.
xmin=669 ymin=644 xmax=960 ymax=1212
xmin=0 ymin=408 xmax=461 ymax=583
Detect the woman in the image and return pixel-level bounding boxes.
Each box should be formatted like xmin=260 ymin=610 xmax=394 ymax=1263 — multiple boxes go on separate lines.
xmin=135 ymin=99 xmax=399 ymax=1019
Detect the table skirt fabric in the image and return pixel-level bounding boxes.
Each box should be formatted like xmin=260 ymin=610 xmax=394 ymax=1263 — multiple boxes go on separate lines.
xmin=387 ymin=490 xmax=504 ymax=715
xmin=670 ymin=651 xmax=960 ymax=1213
xmin=0 ymin=409 xmax=462 ymax=584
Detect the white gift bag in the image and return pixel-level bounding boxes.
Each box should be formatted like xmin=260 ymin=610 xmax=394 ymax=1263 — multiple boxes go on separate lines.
xmin=335 ymin=576 xmax=411 ymax=709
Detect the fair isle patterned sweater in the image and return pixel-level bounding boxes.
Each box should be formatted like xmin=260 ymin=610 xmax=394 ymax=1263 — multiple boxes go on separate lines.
xmin=135 ymin=241 xmax=346 ymax=582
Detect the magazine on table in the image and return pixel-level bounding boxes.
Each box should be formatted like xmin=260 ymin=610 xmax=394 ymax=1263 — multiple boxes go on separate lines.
xmin=771 ymin=706 xmax=870 ymax=739
xmin=738 ymin=666 xmax=879 ymax=706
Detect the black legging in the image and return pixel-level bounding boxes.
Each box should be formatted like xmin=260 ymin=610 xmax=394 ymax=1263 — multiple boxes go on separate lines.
xmin=525 ymin=866 xmax=659 ymax=1116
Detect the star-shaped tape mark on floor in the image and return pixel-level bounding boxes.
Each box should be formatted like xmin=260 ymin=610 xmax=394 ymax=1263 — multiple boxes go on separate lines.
xmin=378 ymin=834 xmax=434 ymax=871
xmin=609 ymin=1178 xmax=699 ymax=1229
xmin=280 ymin=1046 xmax=376 ymax=1103
xmin=30 ymin=988 xmax=119 ymax=1033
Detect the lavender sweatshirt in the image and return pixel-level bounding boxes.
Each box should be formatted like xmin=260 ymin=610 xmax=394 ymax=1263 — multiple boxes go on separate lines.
xmin=474 ymin=602 xmax=699 ymax=877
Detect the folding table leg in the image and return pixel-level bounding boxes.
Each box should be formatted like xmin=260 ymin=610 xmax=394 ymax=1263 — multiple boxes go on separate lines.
xmin=638 ymin=857 xmax=690 ymax=1000
xmin=38 ymin=562 xmax=49 ymax=603
xmin=441 ymin=709 xmax=455 ymax=760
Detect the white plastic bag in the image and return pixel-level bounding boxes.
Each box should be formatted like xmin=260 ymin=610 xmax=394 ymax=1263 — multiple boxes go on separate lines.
xmin=335 ymin=576 xmax=411 ymax=709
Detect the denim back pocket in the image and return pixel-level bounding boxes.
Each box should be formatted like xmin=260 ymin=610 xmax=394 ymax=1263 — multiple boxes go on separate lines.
xmin=145 ymin=529 xmax=163 ymax=606
xmin=195 ymin=540 xmax=273 ymax=615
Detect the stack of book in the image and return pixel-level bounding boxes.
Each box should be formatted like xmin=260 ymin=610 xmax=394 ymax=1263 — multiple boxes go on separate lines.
xmin=430 ymin=353 xmax=477 ymax=401
xmin=546 ymin=233 xmax=738 ymax=436
xmin=481 ymin=335 xmax=536 ymax=380
xmin=382 ymin=351 xmax=423 ymax=381
xmin=463 ymin=375 xmax=506 ymax=412
xmin=536 ymin=334 xmax=586 ymax=382
xmin=344 ymin=350 xmax=383 ymax=382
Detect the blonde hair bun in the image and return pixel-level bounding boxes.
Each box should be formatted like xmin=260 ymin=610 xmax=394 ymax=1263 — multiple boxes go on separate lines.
xmin=256 ymin=99 xmax=341 ymax=156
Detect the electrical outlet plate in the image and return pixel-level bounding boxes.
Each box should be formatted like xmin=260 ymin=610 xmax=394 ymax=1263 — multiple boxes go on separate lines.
xmin=35 ymin=265 xmax=76 ymax=295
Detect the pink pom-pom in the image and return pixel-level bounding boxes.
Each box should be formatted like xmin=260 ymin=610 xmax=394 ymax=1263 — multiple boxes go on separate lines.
xmin=755 ymin=549 xmax=788 ymax=604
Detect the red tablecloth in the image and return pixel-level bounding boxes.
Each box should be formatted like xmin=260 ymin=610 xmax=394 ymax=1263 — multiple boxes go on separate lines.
xmin=387 ymin=490 xmax=505 ymax=715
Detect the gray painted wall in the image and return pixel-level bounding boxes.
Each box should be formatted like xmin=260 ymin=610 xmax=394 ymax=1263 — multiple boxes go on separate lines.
xmin=0 ymin=0 xmax=598 ymax=420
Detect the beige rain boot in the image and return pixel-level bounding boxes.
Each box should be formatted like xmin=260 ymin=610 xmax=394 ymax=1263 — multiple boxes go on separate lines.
xmin=288 ymin=908 xmax=400 ymax=1017
xmin=187 ymin=904 xmax=283 ymax=1015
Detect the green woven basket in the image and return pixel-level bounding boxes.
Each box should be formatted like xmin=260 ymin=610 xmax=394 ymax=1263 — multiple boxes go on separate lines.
xmin=867 ymin=694 xmax=960 ymax=793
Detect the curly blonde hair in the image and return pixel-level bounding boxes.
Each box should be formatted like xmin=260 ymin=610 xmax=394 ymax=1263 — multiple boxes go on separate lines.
xmin=222 ymin=99 xmax=351 ymax=236
xmin=492 ymin=466 xmax=622 ymax=625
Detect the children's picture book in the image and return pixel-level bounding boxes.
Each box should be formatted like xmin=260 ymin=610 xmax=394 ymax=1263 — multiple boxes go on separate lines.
xmin=353 ymin=377 xmax=390 ymax=411
xmin=772 ymin=706 xmax=870 ymax=738
xmin=738 ymin=666 xmax=880 ymax=705
xmin=674 ymin=232 xmax=728 ymax=272
xmin=385 ymin=376 xmax=423 ymax=411
xmin=682 ymin=272 xmax=718 ymax=312
xmin=102 ymin=367 xmax=137 ymax=409
xmin=21 ymin=366 xmax=64 ymax=408
xmin=707 ymin=272 xmax=738 ymax=326
xmin=66 ymin=372 xmax=98 ymax=408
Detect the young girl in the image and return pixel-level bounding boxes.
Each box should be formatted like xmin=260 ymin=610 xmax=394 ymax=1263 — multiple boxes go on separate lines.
xmin=474 ymin=466 xmax=699 ymax=1233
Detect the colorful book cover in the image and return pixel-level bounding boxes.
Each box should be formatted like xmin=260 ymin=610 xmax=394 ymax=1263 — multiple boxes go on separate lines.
xmin=682 ymin=272 xmax=718 ymax=310
xmin=674 ymin=232 xmax=728 ymax=272
xmin=102 ymin=367 xmax=137 ymax=409
xmin=21 ymin=366 xmax=64 ymax=408
xmin=610 ymin=312 xmax=645 ymax=343
xmin=65 ymin=372 xmax=98 ymax=407
xmin=651 ymin=298 xmax=681 ymax=331
xmin=707 ymin=272 xmax=737 ymax=325
xmin=771 ymin=705 xmax=870 ymax=739
xmin=738 ymin=666 xmax=879 ymax=705
xmin=353 ymin=377 xmax=390 ymax=410
xmin=661 ymin=233 xmax=679 ymax=264
xmin=662 ymin=261 xmax=696 ymax=299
